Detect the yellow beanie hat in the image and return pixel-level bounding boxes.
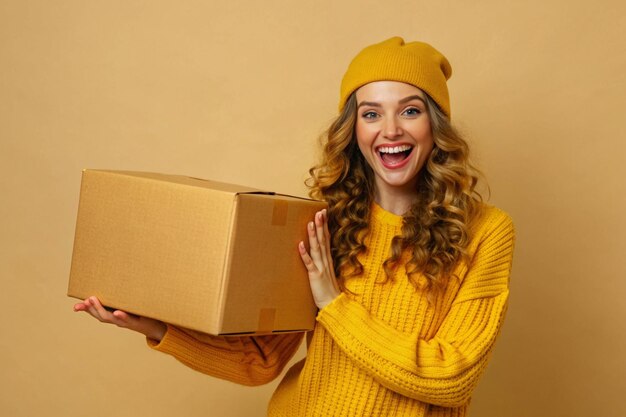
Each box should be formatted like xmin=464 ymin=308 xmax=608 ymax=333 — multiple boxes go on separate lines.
xmin=339 ymin=37 xmax=453 ymax=117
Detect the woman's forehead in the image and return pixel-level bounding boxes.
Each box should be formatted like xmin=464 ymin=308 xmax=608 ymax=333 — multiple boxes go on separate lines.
xmin=355 ymin=81 xmax=425 ymax=103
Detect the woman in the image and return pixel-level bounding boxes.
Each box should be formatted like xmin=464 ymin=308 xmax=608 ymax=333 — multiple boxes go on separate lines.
xmin=75 ymin=37 xmax=515 ymax=416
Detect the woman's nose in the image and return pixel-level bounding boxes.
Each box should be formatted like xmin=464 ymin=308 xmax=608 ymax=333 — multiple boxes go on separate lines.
xmin=383 ymin=117 xmax=403 ymax=139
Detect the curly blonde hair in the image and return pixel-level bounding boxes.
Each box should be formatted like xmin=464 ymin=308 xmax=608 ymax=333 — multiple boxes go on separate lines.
xmin=307 ymin=91 xmax=484 ymax=292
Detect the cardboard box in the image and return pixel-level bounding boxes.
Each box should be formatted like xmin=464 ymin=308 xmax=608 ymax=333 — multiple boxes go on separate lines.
xmin=68 ymin=170 xmax=326 ymax=335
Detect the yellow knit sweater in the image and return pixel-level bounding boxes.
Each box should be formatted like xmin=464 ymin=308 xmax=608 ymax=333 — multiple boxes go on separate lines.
xmin=148 ymin=203 xmax=515 ymax=417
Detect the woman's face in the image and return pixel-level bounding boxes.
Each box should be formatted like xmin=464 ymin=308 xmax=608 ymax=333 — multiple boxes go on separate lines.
xmin=355 ymin=81 xmax=434 ymax=197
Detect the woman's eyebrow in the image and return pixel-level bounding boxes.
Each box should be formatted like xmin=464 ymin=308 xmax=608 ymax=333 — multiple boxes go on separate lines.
xmin=357 ymin=101 xmax=381 ymax=109
xmin=357 ymin=95 xmax=425 ymax=109
xmin=398 ymin=95 xmax=425 ymax=104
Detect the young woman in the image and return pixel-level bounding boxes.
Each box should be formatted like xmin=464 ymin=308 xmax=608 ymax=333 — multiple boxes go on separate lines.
xmin=75 ymin=37 xmax=515 ymax=416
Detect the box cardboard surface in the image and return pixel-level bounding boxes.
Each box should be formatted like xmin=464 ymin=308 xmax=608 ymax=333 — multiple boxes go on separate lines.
xmin=68 ymin=170 xmax=325 ymax=335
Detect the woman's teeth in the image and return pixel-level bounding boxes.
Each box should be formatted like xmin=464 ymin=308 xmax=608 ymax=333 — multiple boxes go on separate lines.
xmin=378 ymin=145 xmax=413 ymax=154
xmin=378 ymin=145 xmax=414 ymax=165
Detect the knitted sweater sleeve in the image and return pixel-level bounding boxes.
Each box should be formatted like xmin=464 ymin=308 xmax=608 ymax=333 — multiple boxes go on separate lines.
xmin=146 ymin=325 xmax=304 ymax=386
xmin=316 ymin=209 xmax=514 ymax=407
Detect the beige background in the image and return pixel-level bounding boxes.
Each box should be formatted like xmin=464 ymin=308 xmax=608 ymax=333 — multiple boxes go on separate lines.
xmin=1 ymin=0 xmax=625 ymax=416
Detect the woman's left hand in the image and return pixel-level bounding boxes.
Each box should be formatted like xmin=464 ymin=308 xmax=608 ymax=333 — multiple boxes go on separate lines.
xmin=298 ymin=209 xmax=341 ymax=309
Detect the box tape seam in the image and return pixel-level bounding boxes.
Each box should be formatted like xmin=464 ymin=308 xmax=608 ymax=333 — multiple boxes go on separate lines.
xmin=272 ymin=200 xmax=288 ymax=226
xmin=257 ymin=308 xmax=276 ymax=333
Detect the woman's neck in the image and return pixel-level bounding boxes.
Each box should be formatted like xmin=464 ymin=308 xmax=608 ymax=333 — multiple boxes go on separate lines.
xmin=373 ymin=186 xmax=418 ymax=216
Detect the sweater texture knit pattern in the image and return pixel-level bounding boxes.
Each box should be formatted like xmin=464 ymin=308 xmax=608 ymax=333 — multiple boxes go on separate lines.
xmin=148 ymin=203 xmax=515 ymax=417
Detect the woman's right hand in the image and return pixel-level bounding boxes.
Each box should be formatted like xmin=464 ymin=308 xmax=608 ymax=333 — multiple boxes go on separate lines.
xmin=73 ymin=296 xmax=167 ymax=342
xmin=298 ymin=209 xmax=341 ymax=309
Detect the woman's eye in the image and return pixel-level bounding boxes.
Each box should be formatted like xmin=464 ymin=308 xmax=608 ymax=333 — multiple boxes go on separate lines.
xmin=362 ymin=111 xmax=379 ymax=119
xmin=402 ymin=107 xmax=421 ymax=116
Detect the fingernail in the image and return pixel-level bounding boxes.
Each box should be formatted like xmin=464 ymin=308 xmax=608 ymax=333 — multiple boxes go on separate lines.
xmin=309 ymin=222 xmax=314 ymax=230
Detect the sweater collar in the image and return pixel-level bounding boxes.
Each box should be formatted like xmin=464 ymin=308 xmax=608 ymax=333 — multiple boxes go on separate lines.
xmin=371 ymin=201 xmax=404 ymax=227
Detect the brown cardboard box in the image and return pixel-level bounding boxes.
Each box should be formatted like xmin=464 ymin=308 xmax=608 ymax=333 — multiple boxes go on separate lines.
xmin=68 ymin=170 xmax=325 ymax=335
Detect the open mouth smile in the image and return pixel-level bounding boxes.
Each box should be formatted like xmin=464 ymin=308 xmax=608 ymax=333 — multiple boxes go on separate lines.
xmin=376 ymin=144 xmax=414 ymax=168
